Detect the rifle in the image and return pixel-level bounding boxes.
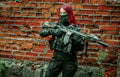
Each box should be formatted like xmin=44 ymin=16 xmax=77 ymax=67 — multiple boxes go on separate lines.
xmin=43 ymin=21 xmax=109 ymax=47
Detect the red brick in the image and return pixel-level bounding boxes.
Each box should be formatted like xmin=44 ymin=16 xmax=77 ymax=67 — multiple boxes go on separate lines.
xmin=82 ymin=15 xmax=89 ymax=19
xmin=13 ymin=51 xmax=24 ymax=55
xmin=12 ymin=7 xmax=20 ymax=11
xmin=41 ymin=57 xmax=50 ymax=62
xmin=1 ymin=29 xmax=13 ymax=33
xmin=82 ymin=0 xmax=89 ymax=4
xmin=75 ymin=4 xmax=83 ymax=9
xmin=116 ymin=27 xmax=120 ymax=31
xmin=0 ymin=16 xmax=9 ymax=21
xmin=36 ymin=8 xmax=41 ymax=12
xmin=106 ymin=55 xmax=117 ymax=62
xmin=113 ymin=35 xmax=120 ymax=40
xmin=20 ymin=44 xmax=33 ymax=50
xmin=22 ymin=8 xmax=34 ymax=12
xmin=38 ymin=18 xmax=50 ymax=22
xmin=105 ymin=46 xmax=113 ymax=51
xmin=14 ymin=21 xmax=26 ymax=25
xmin=32 ymin=27 xmax=40 ymax=31
xmin=50 ymin=0 xmax=56 ymax=2
xmin=0 ymin=11 xmax=6 ymax=16
xmin=90 ymin=29 xmax=102 ymax=34
xmin=80 ymin=20 xmax=94 ymax=25
xmin=6 ymin=39 xmax=12 ymax=43
xmin=34 ymin=44 xmax=46 ymax=49
xmin=7 ymin=2 xmax=23 ymax=7
xmin=14 ymin=55 xmax=24 ymax=61
xmin=84 ymin=58 xmax=97 ymax=63
xmin=51 ymin=18 xmax=59 ymax=22
xmin=28 ymin=12 xmax=36 ymax=17
xmin=83 ymin=5 xmax=97 ymax=10
xmin=81 ymin=29 xmax=88 ymax=33
xmin=32 ymin=48 xmax=44 ymax=53
xmin=0 ymin=44 xmax=5 ymax=49
xmin=0 ymin=25 xmax=6 ymax=29
xmin=105 ymin=40 xmax=119 ymax=45
xmin=5 ymin=44 xmax=17 ymax=50
xmin=53 ymin=3 xmax=61 ymax=8
xmin=95 ymin=16 xmax=102 ymax=20
xmin=99 ymin=0 xmax=106 ymax=5
xmin=80 ymin=10 xmax=94 ymax=14
xmin=111 ymin=11 xmax=120 ymax=16
xmin=23 ymin=18 xmax=36 ymax=21
xmin=47 ymin=50 xmax=54 ymax=53
xmin=90 ymin=53 xmax=98 ymax=57
xmin=89 ymin=44 xmax=98 ymax=49
xmin=103 ymin=16 xmax=110 ymax=20
xmin=24 ymin=3 xmax=36 ymax=7
xmin=23 ymin=26 xmax=30 ymax=30
xmin=106 ymin=51 xmax=116 ymax=55
xmin=8 ymin=25 xmax=20 ymax=30
xmin=36 ymin=13 xmax=42 ymax=17
xmin=100 ymin=25 xmax=116 ymax=31
xmin=13 ymin=30 xmax=24 ymax=35
xmin=106 ymin=6 xmax=115 ymax=10
xmin=66 ymin=0 xmax=72 ymax=2
xmin=98 ymin=5 xmax=107 ymax=10
xmin=111 ymin=16 xmax=119 ymax=20
xmin=21 ymin=12 xmax=28 ymax=16
xmin=0 ymin=50 xmax=12 ymax=55
xmin=10 ymin=17 xmax=23 ymax=20
xmin=51 ymin=13 xmax=58 ymax=18
xmin=74 ymin=0 xmax=80 ymax=3
xmin=23 ymin=0 xmax=30 ymax=2
xmin=29 ymin=57 xmax=38 ymax=61
xmin=43 ymin=0 xmax=50 ymax=2
xmin=95 ymin=11 xmax=110 ymax=15
xmin=111 ymin=21 xmax=120 ymax=26
xmin=75 ymin=14 xmax=81 ymax=19
xmin=49 ymin=7 xmax=57 ymax=13
xmin=26 ymin=52 xmax=38 ymax=57
xmin=115 ymin=6 xmax=120 ymax=10
xmin=44 ymin=13 xmax=51 ymax=18
xmin=23 ymin=56 xmax=38 ymax=61
xmin=58 ymin=0 xmax=64 ymax=2
xmin=28 ymin=22 xmax=40 ymax=26
xmin=95 ymin=21 xmax=110 ymax=25
xmin=100 ymin=35 xmax=112 ymax=40
xmin=13 ymin=39 xmax=24 ymax=44
xmin=41 ymin=8 xmax=49 ymax=12
xmin=103 ymin=31 xmax=118 ymax=35
xmin=1 ymin=7 xmax=8 ymax=11
xmin=90 ymin=0 xmax=99 ymax=4
xmin=40 ymin=53 xmax=53 ymax=58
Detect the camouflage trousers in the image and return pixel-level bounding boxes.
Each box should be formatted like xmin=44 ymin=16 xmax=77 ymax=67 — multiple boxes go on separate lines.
xmin=44 ymin=58 xmax=78 ymax=77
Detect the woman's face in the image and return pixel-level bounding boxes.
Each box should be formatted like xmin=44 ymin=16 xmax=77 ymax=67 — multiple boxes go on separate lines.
xmin=60 ymin=8 xmax=67 ymax=15
xmin=59 ymin=8 xmax=69 ymax=26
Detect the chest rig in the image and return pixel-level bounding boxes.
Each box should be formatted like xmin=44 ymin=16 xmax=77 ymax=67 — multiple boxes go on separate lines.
xmin=49 ymin=25 xmax=74 ymax=53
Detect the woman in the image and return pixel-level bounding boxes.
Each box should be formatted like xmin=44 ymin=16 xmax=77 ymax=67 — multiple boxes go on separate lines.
xmin=39 ymin=3 xmax=84 ymax=77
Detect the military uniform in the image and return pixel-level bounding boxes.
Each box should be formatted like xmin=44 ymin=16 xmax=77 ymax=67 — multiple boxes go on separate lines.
xmin=39 ymin=22 xmax=84 ymax=77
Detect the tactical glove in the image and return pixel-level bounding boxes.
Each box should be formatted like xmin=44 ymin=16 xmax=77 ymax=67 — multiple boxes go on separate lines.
xmin=72 ymin=33 xmax=81 ymax=42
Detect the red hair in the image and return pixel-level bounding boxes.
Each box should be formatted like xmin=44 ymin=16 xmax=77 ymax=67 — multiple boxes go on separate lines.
xmin=58 ymin=3 xmax=76 ymax=25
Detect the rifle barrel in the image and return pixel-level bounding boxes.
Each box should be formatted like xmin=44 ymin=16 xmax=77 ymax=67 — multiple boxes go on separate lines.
xmin=97 ymin=41 xmax=109 ymax=47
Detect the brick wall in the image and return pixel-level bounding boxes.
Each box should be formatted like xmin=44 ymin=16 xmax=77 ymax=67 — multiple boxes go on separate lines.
xmin=0 ymin=0 xmax=120 ymax=77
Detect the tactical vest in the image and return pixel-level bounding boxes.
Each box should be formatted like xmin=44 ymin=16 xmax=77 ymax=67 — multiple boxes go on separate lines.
xmin=49 ymin=24 xmax=83 ymax=54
